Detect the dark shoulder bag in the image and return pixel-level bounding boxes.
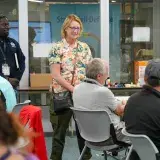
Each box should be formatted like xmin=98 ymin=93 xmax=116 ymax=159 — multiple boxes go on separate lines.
xmin=52 ymin=59 xmax=76 ymax=114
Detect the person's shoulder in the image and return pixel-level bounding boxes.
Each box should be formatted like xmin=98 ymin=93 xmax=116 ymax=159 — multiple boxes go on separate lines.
xmin=51 ymin=40 xmax=64 ymax=49
xmin=0 ymin=76 xmax=7 ymax=82
xmin=0 ymin=76 xmax=11 ymax=86
xmin=127 ymin=91 xmax=141 ymax=104
xmin=74 ymin=82 xmax=91 ymax=94
xmin=8 ymin=37 xmax=19 ymax=44
xmin=74 ymin=82 xmax=84 ymax=91
xmin=93 ymin=86 xmax=113 ymax=98
xmin=8 ymin=154 xmax=25 ymax=160
xmin=78 ymin=41 xmax=89 ymax=48
xmin=97 ymin=86 xmax=113 ymax=94
xmin=25 ymin=154 xmax=39 ymax=160
xmin=129 ymin=91 xmax=140 ymax=99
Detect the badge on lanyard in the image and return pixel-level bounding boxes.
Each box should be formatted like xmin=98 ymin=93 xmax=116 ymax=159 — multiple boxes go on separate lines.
xmin=2 ymin=63 xmax=10 ymax=76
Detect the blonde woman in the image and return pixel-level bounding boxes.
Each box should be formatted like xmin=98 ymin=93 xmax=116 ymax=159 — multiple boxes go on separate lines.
xmin=48 ymin=14 xmax=92 ymax=160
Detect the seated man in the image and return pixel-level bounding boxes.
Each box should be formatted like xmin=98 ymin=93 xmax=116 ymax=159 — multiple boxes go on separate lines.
xmin=0 ymin=75 xmax=17 ymax=112
xmin=124 ymin=59 xmax=160 ymax=159
xmin=73 ymin=58 xmax=126 ymax=147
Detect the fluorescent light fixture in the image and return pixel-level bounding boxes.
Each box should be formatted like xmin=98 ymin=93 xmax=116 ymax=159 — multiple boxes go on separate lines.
xmin=28 ymin=0 xmax=43 ymax=3
xmin=111 ymin=0 xmax=116 ymax=2
xmin=133 ymin=27 xmax=150 ymax=42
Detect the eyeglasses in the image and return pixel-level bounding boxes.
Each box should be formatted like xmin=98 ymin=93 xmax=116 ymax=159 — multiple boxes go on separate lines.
xmin=69 ymin=26 xmax=80 ymax=31
xmin=0 ymin=22 xmax=9 ymax=28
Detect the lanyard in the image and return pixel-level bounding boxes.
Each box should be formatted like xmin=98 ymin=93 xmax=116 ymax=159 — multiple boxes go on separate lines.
xmin=0 ymin=41 xmax=6 ymax=62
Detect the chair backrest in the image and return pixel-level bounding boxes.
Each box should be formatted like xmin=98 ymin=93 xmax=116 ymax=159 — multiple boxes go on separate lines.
xmin=71 ymin=107 xmax=111 ymax=142
xmin=122 ymin=128 xmax=159 ymax=160
xmin=12 ymin=100 xmax=31 ymax=114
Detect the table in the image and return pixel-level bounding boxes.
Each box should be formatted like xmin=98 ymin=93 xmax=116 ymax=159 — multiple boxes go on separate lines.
xmin=17 ymin=87 xmax=50 ymax=104
xmin=116 ymin=96 xmax=130 ymax=101
xmin=18 ymin=87 xmax=49 ymax=93
xmin=17 ymin=86 xmax=141 ymax=104
xmin=17 ymin=86 xmax=141 ymax=94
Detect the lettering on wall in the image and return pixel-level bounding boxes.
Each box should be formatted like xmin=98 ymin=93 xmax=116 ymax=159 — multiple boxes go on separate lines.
xmin=56 ymin=16 xmax=100 ymax=23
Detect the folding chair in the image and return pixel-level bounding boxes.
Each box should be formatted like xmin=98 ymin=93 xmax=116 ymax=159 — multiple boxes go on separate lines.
xmin=12 ymin=100 xmax=31 ymax=130
xmin=71 ymin=107 xmax=130 ymax=160
xmin=12 ymin=100 xmax=31 ymax=114
xmin=122 ymin=128 xmax=160 ymax=160
xmin=11 ymin=100 xmax=31 ymax=150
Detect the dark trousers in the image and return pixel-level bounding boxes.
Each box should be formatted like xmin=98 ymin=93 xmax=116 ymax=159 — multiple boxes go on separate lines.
xmin=75 ymin=123 xmax=92 ymax=160
xmin=129 ymin=150 xmax=140 ymax=160
xmin=50 ymin=109 xmax=72 ymax=160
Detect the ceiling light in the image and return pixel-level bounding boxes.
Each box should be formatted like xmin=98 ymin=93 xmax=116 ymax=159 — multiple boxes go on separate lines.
xmin=28 ymin=0 xmax=43 ymax=3
xmin=111 ymin=0 xmax=116 ymax=2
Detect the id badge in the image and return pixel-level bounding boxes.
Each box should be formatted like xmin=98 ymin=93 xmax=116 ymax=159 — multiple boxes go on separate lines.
xmin=2 ymin=63 xmax=10 ymax=76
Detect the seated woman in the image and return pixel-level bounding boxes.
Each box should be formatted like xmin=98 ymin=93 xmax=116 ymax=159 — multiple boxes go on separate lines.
xmin=0 ymin=96 xmax=39 ymax=160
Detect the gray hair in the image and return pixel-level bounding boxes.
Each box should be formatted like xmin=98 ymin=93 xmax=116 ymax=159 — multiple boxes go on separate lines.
xmin=86 ymin=58 xmax=107 ymax=80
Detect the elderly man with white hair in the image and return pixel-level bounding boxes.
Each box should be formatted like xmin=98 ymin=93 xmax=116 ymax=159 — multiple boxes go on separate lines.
xmin=73 ymin=58 xmax=127 ymax=153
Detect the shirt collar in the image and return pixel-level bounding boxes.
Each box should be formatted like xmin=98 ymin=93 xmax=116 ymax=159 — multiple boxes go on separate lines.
xmin=0 ymin=37 xmax=9 ymax=45
xmin=143 ymin=85 xmax=160 ymax=98
xmin=84 ymin=78 xmax=103 ymax=86
xmin=62 ymin=38 xmax=81 ymax=50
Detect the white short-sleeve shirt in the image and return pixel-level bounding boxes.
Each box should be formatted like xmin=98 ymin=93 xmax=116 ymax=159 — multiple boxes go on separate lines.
xmin=73 ymin=78 xmax=124 ymax=129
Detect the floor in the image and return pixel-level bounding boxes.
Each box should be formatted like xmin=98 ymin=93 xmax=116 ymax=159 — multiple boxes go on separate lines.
xmin=45 ymin=136 xmax=126 ymax=160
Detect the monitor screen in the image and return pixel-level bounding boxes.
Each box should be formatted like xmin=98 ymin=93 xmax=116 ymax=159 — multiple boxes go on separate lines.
xmin=9 ymin=21 xmax=52 ymax=43
xmin=133 ymin=27 xmax=150 ymax=42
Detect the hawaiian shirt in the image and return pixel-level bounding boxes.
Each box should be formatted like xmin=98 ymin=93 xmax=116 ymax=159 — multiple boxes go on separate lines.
xmin=48 ymin=39 xmax=92 ymax=93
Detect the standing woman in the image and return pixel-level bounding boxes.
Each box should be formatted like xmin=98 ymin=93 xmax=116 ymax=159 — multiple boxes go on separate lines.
xmin=48 ymin=14 xmax=92 ymax=160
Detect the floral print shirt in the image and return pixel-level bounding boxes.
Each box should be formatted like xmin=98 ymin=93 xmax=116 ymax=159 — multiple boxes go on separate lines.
xmin=48 ymin=39 xmax=92 ymax=93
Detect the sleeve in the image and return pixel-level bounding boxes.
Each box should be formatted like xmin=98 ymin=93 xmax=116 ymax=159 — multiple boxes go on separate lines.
xmin=48 ymin=44 xmax=62 ymax=65
xmin=4 ymin=85 xmax=17 ymax=112
xmin=15 ymin=41 xmax=26 ymax=80
xmin=85 ymin=44 xmax=93 ymax=63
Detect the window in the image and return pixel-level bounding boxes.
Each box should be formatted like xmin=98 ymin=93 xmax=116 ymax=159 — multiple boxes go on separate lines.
xmin=109 ymin=0 xmax=154 ymax=85
xmin=28 ymin=0 xmax=100 ymax=105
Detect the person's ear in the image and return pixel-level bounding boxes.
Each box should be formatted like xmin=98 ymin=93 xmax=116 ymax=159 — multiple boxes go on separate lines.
xmin=97 ymin=73 xmax=101 ymax=80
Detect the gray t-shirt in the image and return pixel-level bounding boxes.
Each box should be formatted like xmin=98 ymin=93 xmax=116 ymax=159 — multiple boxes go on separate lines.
xmin=73 ymin=78 xmax=124 ymax=129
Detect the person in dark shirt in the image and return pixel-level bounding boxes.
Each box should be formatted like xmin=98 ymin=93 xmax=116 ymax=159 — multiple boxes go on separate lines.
xmin=0 ymin=14 xmax=25 ymax=88
xmin=0 ymin=89 xmax=6 ymax=110
xmin=124 ymin=59 xmax=160 ymax=160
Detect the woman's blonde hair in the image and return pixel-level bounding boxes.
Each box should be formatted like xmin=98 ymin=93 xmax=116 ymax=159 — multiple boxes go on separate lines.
xmin=61 ymin=14 xmax=83 ymax=38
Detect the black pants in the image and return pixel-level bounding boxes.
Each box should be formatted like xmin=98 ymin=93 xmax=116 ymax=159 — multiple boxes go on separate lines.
xmin=50 ymin=109 xmax=73 ymax=160
xmin=75 ymin=123 xmax=92 ymax=160
xmin=129 ymin=150 xmax=140 ymax=160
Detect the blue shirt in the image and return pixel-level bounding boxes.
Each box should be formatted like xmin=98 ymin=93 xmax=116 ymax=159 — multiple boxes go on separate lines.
xmin=0 ymin=76 xmax=17 ymax=112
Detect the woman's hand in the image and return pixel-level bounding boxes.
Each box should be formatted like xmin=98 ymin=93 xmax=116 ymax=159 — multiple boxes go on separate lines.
xmin=69 ymin=86 xmax=74 ymax=92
